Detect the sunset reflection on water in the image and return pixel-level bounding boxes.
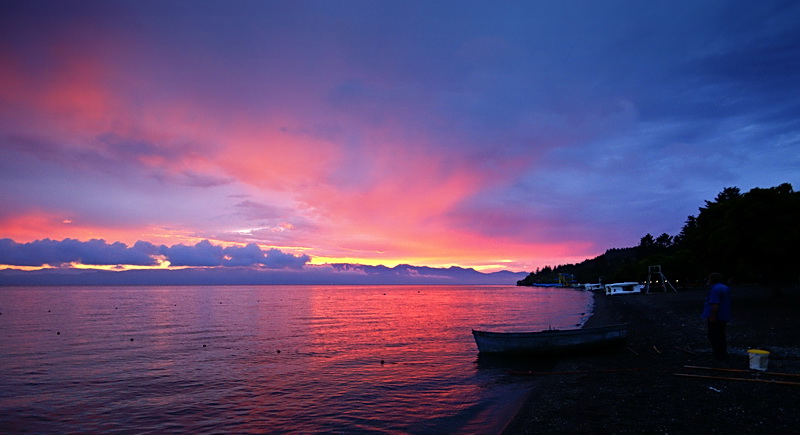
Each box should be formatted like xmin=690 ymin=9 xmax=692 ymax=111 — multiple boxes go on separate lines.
xmin=0 ymin=285 xmax=591 ymax=433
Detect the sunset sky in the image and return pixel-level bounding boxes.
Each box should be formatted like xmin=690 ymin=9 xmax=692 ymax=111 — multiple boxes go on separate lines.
xmin=1 ymin=1 xmax=799 ymax=274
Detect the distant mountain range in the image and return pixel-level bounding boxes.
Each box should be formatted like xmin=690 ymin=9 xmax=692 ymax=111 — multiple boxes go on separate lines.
xmin=0 ymin=263 xmax=527 ymax=286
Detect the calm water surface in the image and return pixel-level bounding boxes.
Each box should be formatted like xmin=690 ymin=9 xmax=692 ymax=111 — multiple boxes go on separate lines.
xmin=0 ymin=285 xmax=592 ymax=433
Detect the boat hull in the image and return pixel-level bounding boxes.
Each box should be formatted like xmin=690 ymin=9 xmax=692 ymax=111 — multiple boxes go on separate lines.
xmin=604 ymin=282 xmax=643 ymax=295
xmin=472 ymin=324 xmax=628 ymax=355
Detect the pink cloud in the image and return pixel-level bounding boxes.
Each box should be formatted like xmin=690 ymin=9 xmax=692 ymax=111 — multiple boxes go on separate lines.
xmin=0 ymin=8 xmax=639 ymax=273
xmin=1 ymin=50 xmax=591 ymax=272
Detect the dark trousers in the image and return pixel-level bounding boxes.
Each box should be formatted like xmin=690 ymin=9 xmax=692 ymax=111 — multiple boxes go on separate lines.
xmin=708 ymin=320 xmax=728 ymax=359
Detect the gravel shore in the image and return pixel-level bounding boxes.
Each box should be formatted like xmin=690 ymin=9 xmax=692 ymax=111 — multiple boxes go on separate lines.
xmin=501 ymin=285 xmax=800 ymax=434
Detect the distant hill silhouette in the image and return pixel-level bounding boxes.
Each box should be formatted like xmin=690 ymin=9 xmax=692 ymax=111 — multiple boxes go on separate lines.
xmin=0 ymin=263 xmax=528 ymax=286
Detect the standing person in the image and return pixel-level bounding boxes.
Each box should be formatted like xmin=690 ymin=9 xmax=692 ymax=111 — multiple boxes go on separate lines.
xmin=702 ymin=272 xmax=732 ymax=360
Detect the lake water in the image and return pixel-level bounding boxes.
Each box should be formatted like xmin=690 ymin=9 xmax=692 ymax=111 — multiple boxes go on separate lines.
xmin=0 ymin=285 xmax=592 ymax=433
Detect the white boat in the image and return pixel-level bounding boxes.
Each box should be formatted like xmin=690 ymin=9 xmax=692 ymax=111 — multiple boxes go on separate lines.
xmin=583 ymin=283 xmax=604 ymax=291
xmin=604 ymin=282 xmax=643 ymax=295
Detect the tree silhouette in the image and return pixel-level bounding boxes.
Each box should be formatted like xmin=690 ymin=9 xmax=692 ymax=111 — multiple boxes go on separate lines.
xmin=518 ymin=183 xmax=799 ymax=292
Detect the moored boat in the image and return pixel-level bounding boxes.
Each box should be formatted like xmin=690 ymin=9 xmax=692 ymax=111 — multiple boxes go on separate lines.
xmin=604 ymin=282 xmax=643 ymax=295
xmin=471 ymin=323 xmax=628 ymax=355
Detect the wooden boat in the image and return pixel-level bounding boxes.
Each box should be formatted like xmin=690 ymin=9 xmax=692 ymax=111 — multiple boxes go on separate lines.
xmin=472 ymin=323 xmax=628 ymax=355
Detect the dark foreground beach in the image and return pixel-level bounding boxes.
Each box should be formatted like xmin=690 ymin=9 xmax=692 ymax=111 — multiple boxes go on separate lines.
xmin=502 ymin=285 xmax=800 ymax=434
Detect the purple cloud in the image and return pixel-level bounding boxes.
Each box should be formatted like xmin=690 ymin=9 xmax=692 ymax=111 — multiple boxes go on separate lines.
xmin=160 ymin=241 xmax=311 ymax=268
xmin=260 ymin=248 xmax=310 ymax=270
xmin=159 ymin=240 xmax=224 ymax=267
xmin=0 ymin=238 xmax=310 ymax=269
xmin=0 ymin=238 xmax=159 ymax=267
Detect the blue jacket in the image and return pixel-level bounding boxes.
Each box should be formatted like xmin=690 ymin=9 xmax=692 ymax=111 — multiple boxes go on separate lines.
xmin=702 ymin=283 xmax=732 ymax=322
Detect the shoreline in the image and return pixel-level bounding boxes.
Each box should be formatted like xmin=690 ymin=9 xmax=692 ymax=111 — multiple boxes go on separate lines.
xmin=502 ymin=285 xmax=800 ymax=433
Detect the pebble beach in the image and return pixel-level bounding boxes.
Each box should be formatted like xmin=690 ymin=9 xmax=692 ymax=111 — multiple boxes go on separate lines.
xmin=502 ymin=284 xmax=800 ymax=434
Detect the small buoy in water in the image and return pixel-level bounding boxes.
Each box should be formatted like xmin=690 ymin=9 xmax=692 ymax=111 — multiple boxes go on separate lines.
xmin=130 ymin=338 xmax=134 ymax=342
xmin=277 ymin=350 xmax=281 ymax=354
xmin=380 ymin=360 xmax=385 ymax=365
xmin=57 ymin=331 xmax=60 ymax=335
xmin=203 ymin=344 xmax=206 ymax=347
xmin=48 ymin=310 xmax=51 ymax=312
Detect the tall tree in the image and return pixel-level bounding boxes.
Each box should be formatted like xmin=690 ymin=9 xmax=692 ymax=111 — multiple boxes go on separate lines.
xmin=680 ymin=184 xmax=798 ymax=289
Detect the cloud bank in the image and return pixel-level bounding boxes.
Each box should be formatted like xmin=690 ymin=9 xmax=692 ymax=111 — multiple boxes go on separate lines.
xmin=0 ymin=238 xmax=309 ymax=269
xmin=0 ymin=244 xmax=524 ymax=287
xmin=0 ymin=237 xmax=524 ymax=285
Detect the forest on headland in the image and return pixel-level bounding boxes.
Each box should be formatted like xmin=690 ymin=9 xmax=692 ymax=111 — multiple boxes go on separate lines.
xmin=517 ymin=183 xmax=800 ymax=291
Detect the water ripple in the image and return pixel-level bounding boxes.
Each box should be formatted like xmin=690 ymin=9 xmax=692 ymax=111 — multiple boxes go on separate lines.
xmin=0 ymin=285 xmax=591 ymax=433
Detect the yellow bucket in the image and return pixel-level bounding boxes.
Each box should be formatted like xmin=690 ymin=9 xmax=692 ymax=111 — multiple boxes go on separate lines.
xmin=748 ymin=349 xmax=770 ymax=371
